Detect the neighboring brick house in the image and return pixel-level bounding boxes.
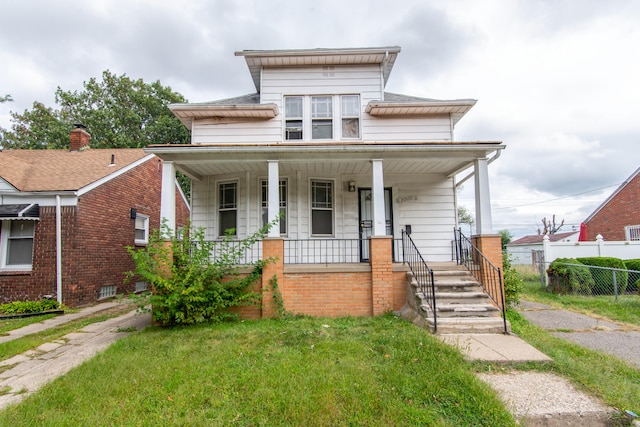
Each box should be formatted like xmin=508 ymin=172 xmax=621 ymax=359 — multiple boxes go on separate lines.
xmin=146 ymin=46 xmax=506 ymax=329
xmin=583 ymin=166 xmax=640 ymax=241
xmin=0 ymin=126 xmax=190 ymax=307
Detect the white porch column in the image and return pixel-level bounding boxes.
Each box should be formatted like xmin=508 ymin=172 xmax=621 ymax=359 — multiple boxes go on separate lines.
xmin=474 ymin=157 xmax=494 ymax=235
xmin=267 ymin=160 xmax=280 ymax=238
xmin=371 ymin=159 xmax=386 ymax=236
xmin=160 ymin=160 xmax=176 ymax=236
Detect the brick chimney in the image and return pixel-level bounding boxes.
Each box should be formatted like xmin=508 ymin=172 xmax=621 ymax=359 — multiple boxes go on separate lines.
xmin=70 ymin=124 xmax=91 ymax=151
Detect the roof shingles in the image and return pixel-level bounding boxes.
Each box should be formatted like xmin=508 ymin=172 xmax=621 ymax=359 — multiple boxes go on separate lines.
xmin=0 ymin=149 xmax=150 ymax=192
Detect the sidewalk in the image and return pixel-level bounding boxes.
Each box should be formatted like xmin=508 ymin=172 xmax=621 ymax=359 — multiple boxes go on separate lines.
xmin=436 ymin=300 xmax=640 ymax=426
xmin=0 ymin=301 xmax=150 ymax=410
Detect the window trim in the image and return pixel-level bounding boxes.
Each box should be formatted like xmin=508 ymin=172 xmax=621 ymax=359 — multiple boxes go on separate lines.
xmin=134 ymin=214 xmax=150 ymax=246
xmin=0 ymin=219 xmax=36 ymax=271
xmin=260 ymin=178 xmax=288 ymax=236
xmin=625 ymin=224 xmax=640 ymax=241
xmin=310 ymin=179 xmax=335 ymax=237
xmin=218 ymin=180 xmax=239 ymax=237
xmin=283 ymin=95 xmax=361 ymax=142
xmin=340 ymin=94 xmax=361 ymax=139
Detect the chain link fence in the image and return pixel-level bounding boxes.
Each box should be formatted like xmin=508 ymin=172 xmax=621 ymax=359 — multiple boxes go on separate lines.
xmin=535 ymin=260 xmax=640 ymax=300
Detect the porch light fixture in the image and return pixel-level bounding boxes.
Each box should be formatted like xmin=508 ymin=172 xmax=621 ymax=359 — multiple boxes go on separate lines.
xmin=348 ymin=181 xmax=356 ymax=192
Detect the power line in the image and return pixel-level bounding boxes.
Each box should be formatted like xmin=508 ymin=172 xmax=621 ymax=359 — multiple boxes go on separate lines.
xmin=491 ymin=182 xmax=621 ymax=210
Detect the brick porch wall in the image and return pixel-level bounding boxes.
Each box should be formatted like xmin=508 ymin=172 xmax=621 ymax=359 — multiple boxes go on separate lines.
xmin=248 ymin=236 xmax=406 ymax=319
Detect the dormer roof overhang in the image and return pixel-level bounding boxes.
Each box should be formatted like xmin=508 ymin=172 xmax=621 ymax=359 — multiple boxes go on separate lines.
xmin=235 ymin=46 xmax=401 ymax=91
xmin=366 ymin=96 xmax=477 ymax=126
xmin=169 ymin=99 xmax=278 ymax=128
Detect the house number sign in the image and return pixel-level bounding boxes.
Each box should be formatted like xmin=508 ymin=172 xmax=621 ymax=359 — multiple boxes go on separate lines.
xmin=396 ymin=195 xmax=417 ymax=204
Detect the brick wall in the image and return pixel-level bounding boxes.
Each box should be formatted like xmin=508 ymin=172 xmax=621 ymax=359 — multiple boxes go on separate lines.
xmin=0 ymin=157 xmax=189 ymax=307
xmin=585 ymin=173 xmax=640 ymax=241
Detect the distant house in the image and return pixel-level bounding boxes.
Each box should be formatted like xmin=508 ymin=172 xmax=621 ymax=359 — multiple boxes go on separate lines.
xmin=506 ymin=231 xmax=579 ymax=265
xmin=146 ymin=46 xmax=507 ymax=330
xmin=583 ymin=166 xmax=640 ymax=241
xmin=0 ymin=126 xmax=190 ymax=307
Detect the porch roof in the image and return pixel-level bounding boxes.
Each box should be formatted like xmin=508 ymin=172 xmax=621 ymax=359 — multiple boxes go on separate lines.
xmin=145 ymin=141 xmax=504 ymax=181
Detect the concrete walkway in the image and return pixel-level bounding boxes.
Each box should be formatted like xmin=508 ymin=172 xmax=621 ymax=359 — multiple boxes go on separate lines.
xmin=437 ymin=300 xmax=640 ymax=426
xmin=0 ymin=301 xmax=150 ymax=410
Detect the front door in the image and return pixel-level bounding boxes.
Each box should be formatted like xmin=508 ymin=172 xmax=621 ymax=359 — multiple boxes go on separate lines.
xmin=358 ymin=188 xmax=393 ymax=262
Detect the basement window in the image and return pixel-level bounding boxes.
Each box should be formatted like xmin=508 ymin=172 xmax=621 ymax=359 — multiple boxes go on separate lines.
xmin=99 ymin=285 xmax=116 ymax=299
xmin=135 ymin=281 xmax=148 ymax=293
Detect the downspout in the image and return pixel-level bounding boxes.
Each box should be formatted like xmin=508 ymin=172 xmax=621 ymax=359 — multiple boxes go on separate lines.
xmin=55 ymin=195 xmax=62 ymax=305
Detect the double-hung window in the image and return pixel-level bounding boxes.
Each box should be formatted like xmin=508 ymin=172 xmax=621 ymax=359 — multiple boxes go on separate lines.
xmin=341 ymin=95 xmax=360 ymax=138
xmin=311 ymin=180 xmax=334 ymax=236
xmin=219 ymin=182 xmax=238 ymax=236
xmin=311 ymin=96 xmax=333 ymax=139
xmin=134 ymin=214 xmax=149 ymax=245
xmin=285 ymin=96 xmax=303 ymax=140
xmin=261 ymin=179 xmax=287 ymax=235
xmin=1 ymin=220 xmax=35 ymax=270
xmin=284 ymin=95 xmax=360 ymax=141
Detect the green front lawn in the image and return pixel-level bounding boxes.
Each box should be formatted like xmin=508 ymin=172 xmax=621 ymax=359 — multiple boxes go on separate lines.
xmin=0 ymin=314 xmax=516 ymax=426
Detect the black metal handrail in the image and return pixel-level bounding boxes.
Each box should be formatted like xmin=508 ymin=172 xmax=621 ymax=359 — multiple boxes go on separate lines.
xmin=453 ymin=228 xmax=507 ymax=333
xmin=402 ymin=230 xmax=436 ymax=332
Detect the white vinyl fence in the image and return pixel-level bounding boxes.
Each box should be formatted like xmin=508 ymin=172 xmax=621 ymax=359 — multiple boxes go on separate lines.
xmin=542 ymin=234 xmax=640 ymax=262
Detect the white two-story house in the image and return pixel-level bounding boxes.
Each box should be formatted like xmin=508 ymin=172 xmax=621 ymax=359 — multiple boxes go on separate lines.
xmin=147 ymin=46 xmax=506 ymax=332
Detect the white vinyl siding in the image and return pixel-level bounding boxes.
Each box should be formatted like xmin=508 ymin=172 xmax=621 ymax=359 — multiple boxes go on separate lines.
xmin=362 ymin=114 xmax=454 ymax=142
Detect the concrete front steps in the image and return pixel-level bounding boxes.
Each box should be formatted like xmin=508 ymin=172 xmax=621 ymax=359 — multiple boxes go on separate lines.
xmin=397 ymin=262 xmax=511 ymax=334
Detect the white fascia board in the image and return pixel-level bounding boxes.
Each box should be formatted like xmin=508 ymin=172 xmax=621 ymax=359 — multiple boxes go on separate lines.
xmin=77 ymin=154 xmax=156 ymax=197
xmin=0 ymin=192 xmax=78 ymax=207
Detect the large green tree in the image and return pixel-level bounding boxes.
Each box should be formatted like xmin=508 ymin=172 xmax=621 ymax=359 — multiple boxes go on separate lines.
xmin=1 ymin=70 xmax=190 ymax=149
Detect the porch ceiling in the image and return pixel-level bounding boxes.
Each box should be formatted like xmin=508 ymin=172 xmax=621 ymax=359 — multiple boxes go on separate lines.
xmin=146 ymin=142 xmax=504 ymax=181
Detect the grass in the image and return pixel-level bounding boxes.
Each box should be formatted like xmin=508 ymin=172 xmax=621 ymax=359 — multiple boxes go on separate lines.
xmin=0 ymin=314 xmax=517 ymax=426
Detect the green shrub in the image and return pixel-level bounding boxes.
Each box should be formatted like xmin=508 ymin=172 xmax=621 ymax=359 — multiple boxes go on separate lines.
xmin=576 ymin=257 xmax=628 ymax=295
xmin=624 ymin=259 xmax=640 ymax=293
xmin=546 ymin=258 xmax=594 ymax=295
xmin=0 ymin=299 xmax=61 ymax=315
xmin=502 ymin=252 xmax=523 ymax=307
xmin=127 ymin=220 xmax=274 ymax=326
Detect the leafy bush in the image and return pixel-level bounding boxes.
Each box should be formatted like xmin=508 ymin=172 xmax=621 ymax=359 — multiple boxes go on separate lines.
xmin=546 ymin=258 xmax=594 ymax=295
xmin=0 ymin=299 xmax=61 ymax=315
xmin=624 ymin=259 xmax=640 ymax=293
xmin=576 ymin=257 xmax=628 ymax=295
xmin=502 ymin=252 xmax=523 ymax=307
xmin=127 ymin=221 xmax=274 ymax=326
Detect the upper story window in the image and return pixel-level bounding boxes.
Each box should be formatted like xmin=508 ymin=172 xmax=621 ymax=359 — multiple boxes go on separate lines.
xmin=0 ymin=220 xmax=35 ymax=270
xmin=284 ymin=95 xmax=360 ymax=142
xmin=341 ymin=95 xmax=360 ymax=138
xmin=285 ymin=96 xmax=303 ymax=140
xmin=311 ymin=96 xmax=333 ymax=139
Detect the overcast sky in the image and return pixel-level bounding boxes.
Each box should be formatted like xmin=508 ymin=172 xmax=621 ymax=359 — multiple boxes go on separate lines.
xmin=1 ymin=0 xmax=639 ymax=238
